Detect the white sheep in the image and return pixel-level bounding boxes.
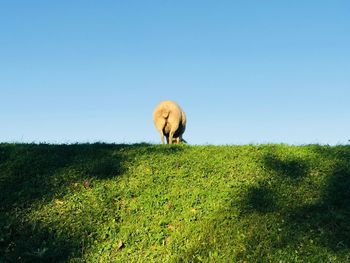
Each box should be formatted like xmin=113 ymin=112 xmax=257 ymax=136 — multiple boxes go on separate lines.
xmin=153 ymin=100 xmax=186 ymax=144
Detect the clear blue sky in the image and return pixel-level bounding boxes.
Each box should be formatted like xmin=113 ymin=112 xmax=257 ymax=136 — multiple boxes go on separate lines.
xmin=1 ymin=1 xmax=349 ymax=145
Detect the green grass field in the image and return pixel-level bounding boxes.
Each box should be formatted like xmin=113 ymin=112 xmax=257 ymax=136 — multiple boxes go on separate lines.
xmin=1 ymin=143 xmax=350 ymax=262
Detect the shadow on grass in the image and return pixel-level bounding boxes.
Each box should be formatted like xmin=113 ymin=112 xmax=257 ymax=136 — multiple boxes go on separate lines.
xmin=239 ymin=146 xmax=350 ymax=258
xmin=177 ymin=145 xmax=350 ymax=261
xmin=239 ymin=151 xmax=310 ymax=215
xmin=282 ymin=145 xmax=350 ymax=251
xmin=242 ymin=183 xmax=278 ymax=214
xmin=0 ymin=142 xmax=182 ymax=262
xmin=0 ymin=143 xmax=132 ymax=208
xmin=263 ymin=152 xmax=309 ymax=180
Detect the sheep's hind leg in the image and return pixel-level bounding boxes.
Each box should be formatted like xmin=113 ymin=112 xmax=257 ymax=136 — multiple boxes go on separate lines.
xmin=169 ymin=131 xmax=174 ymax=145
xmin=159 ymin=131 xmax=165 ymax=144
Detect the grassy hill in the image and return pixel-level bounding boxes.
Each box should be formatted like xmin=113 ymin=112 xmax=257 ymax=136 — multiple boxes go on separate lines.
xmin=0 ymin=143 xmax=350 ymax=262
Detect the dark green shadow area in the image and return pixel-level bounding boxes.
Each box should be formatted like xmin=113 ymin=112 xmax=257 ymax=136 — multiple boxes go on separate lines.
xmin=176 ymin=145 xmax=350 ymax=262
xmin=239 ymin=146 xmax=350 ymax=260
xmin=241 ymin=183 xmax=278 ymax=214
xmin=263 ymin=152 xmax=309 ymax=180
xmin=282 ymin=146 xmax=350 ymax=251
xmin=0 ymin=143 xmax=184 ymax=262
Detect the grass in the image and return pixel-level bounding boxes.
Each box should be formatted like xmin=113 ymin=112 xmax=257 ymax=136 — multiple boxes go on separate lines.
xmin=0 ymin=143 xmax=350 ymax=262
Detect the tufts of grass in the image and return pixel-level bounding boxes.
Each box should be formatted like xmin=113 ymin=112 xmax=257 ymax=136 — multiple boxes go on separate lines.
xmin=0 ymin=143 xmax=350 ymax=262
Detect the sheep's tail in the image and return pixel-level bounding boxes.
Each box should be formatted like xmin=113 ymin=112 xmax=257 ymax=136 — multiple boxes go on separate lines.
xmin=161 ymin=109 xmax=170 ymax=119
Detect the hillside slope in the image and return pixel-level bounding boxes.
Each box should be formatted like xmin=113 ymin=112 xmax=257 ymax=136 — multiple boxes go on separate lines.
xmin=1 ymin=143 xmax=350 ymax=262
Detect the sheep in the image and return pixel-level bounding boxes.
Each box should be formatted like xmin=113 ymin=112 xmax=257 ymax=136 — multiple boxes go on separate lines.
xmin=153 ymin=100 xmax=186 ymax=144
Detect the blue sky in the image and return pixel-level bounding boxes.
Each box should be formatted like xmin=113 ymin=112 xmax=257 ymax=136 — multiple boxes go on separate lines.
xmin=1 ymin=1 xmax=349 ymax=145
